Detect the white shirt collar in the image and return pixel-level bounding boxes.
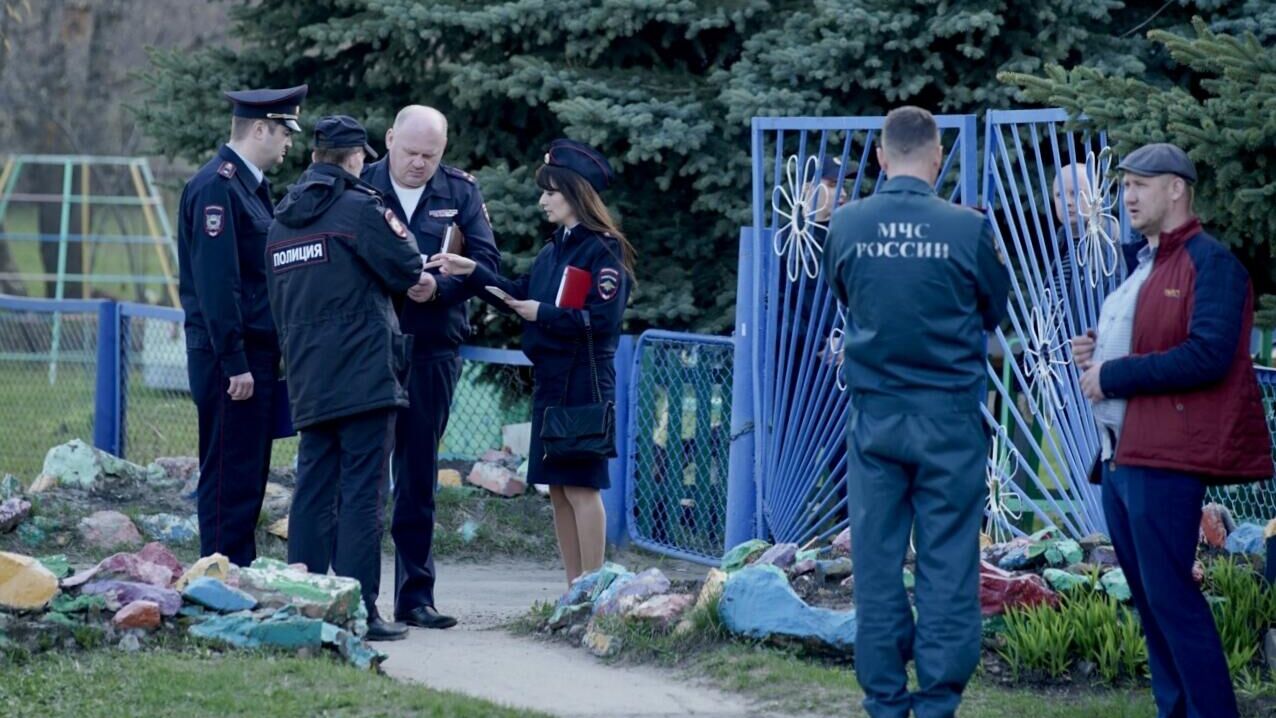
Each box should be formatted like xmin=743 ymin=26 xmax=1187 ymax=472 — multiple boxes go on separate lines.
xmin=390 ymin=176 xmax=426 ymax=221
xmin=227 ymin=145 xmax=264 ymax=185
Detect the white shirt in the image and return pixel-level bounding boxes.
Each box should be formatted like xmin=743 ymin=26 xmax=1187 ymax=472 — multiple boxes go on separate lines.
xmin=391 ymin=177 xmax=426 ymax=223
xmin=1091 ymin=243 xmax=1156 ymax=459
xmin=226 ymin=145 xmax=264 ymax=185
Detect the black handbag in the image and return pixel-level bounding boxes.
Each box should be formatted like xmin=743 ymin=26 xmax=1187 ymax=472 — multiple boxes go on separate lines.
xmin=540 ymin=314 xmax=617 ymax=461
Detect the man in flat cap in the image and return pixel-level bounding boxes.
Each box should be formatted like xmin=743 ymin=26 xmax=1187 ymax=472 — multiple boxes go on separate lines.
xmin=177 ymin=84 xmax=307 ymax=567
xmin=266 ymin=115 xmax=426 ymax=641
xmin=1072 ymin=142 xmax=1268 ymax=717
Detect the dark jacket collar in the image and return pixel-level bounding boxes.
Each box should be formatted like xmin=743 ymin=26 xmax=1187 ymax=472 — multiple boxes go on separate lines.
xmin=362 ymin=158 xmax=452 ymax=200
xmin=217 ymin=144 xmax=266 ymax=192
xmin=878 ymin=175 xmax=935 ymax=196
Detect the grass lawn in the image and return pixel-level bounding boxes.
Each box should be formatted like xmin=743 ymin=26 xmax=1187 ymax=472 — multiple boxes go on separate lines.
xmin=698 ymin=645 xmax=1161 ymax=718
xmin=0 ymin=650 xmax=548 ymax=718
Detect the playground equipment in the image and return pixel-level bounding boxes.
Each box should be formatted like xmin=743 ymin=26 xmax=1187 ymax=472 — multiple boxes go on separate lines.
xmin=0 ymin=155 xmax=178 ymax=383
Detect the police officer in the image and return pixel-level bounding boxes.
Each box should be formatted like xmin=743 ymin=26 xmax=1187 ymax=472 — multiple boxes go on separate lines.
xmin=177 ymin=84 xmax=307 ymax=567
xmin=427 ymin=139 xmax=635 ymax=586
xmin=362 ymin=105 xmax=500 ymax=629
xmin=266 ymin=116 xmax=426 ymax=641
xmin=821 ymin=106 xmax=1009 ymax=718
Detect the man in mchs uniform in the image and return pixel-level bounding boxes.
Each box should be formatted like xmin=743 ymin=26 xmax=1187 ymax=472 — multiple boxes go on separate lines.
xmin=177 ymin=84 xmax=307 ymax=567
xmin=266 ymin=116 xmax=426 ymax=641
xmin=821 ymin=106 xmax=1010 ymax=718
xmin=363 ymin=105 xmax=501 ymax=630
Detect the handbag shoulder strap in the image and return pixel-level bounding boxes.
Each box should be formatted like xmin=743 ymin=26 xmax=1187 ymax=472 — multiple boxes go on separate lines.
xmin=556 ymin=312 xmax=603 ymax=406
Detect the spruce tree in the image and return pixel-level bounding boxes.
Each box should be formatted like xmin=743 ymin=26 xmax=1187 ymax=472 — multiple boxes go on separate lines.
xmin=137 ymin=1 xmax=1268 ymax=337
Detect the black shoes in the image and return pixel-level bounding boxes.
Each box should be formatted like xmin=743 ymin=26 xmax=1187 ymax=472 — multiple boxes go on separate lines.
xmin=365 ymin=614 xmax=409 ymax=641
xmin=398 ymin=605 xmax=458 ymax=630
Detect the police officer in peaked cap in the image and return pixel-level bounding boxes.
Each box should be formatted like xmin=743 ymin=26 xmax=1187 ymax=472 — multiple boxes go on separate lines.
xmin=266 ymin=115 xmax=426 ymax=641
xmin=177 ymin=84 xmax=306 ymax=568
xmin=821 ymin=106 xmax=1010 ymax=718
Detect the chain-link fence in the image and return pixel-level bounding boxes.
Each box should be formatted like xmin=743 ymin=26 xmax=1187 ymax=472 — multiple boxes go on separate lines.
xmin=1206 ymin=366 xmax=1276 ymax=523
xmin=116 ymin=304 xmax=303 ymax=468
xmin=441 ymin=347 xmax=534 ymax=461
xmin=0 ymin=297 xmax=100 ymax=480
xmin=625 ymin=331 xmax=734 ymax=562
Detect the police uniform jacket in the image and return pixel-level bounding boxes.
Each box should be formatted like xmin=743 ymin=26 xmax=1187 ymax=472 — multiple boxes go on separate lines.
xmin=265 ymin=163 xmax=424 ymax=429
xmin=178 ymin=145 xmax=279 ymax=375
xmin=821 ymin=175 xmax=1010 ymax=413
xmin=362 ymin=160 xmax=500 ymax=358
xmin=468 ymin=224 xmax=629 ymax=488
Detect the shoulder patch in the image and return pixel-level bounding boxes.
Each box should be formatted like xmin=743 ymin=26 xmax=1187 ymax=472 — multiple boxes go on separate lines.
xmin=442 ymin=166 xmax=477 ymax=184
xmin=597 ymin=267 xmax=620 ymax=301
xmin=384 ymin=208 xmax=409 ymax=239
xmin=217 ymin=162 xmax=237 ymax=179
xmin=203 ymin=205 xmax=226 ymax=237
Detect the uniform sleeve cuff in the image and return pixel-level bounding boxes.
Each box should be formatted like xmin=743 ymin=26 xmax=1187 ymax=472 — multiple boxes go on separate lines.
xmin=222 ymin=351 xmax=249 ymax=377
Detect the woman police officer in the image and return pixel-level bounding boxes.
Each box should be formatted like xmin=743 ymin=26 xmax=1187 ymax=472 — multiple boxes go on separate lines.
xmin=428 ymin=139 xmax=635 ymax=585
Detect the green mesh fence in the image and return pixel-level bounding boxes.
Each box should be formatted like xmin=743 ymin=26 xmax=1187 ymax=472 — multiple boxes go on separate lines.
xmin=1205 ymin=367 xmax=1276 ymax=523
xmin=0 ymin=304 xmax=98 ymax=480
xmin=440 ymin=352 xmax=533 ymax=461
xmin=626 ymin=332 xmax=733 ymax=562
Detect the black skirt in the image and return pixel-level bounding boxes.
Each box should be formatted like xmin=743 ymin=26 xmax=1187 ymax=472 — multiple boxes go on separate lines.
xmin=527 ymin=353 xmax=615 ymax=490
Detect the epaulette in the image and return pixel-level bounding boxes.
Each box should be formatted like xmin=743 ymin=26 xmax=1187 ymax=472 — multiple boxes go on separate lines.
xmin=217 ymin=161 xmax=237 ymax=180
xmin=442 ymin=165 xmax=477 ymax=184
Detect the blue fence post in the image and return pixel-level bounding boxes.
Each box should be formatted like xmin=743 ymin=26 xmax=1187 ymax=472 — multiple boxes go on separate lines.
xmin=92 ymin=300 xmax=121 ymax=456
xmin=604 ymin=334 xmax=635 ymax=547
xmin=725 ymin=227 xmax=757 ymax=550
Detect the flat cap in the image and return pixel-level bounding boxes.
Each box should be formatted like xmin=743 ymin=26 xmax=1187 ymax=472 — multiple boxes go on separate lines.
xmin=313 ymin=115 xmax=378 ymax=159
xmin=224 ymin=85 xmax=309 ymax=133
xmin=1117 ymin=142 xmax=1197 ymax=185
xmin=544 ymin=139 xmax=613 ymax=193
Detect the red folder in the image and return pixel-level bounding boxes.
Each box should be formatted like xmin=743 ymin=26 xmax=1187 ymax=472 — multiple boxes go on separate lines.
xmin=556 ymin=266 xmax=591 ymax=309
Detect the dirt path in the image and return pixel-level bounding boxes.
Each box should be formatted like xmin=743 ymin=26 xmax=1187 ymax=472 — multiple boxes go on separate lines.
xmin=373 ymin=557 xmax=780 ymax=718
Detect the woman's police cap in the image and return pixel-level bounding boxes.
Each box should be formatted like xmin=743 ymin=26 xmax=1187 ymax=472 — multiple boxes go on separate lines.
xmin=543 ymin=139 xmax=613 ymax=192
xmin=224 ymin=85 xmax=309 ymax=133
xmin=313 ymin=115 xmax=378 ymax=160
xmin=1117 ymin=143 xmax=1197 ymax=185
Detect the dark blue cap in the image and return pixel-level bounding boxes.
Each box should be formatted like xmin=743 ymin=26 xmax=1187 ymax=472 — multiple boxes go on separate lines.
xmin=544 ymin=139 xmax=613 ymax=192
xmin=1118 ymin=142 xmax=1197 ymax=185
xmin=821 ymin=155 xmax=844 ymax=181
xmin=224 ymin=85 xmax=309 ymax=133
xmin=313 ymin=115 xmax=378 ymax=159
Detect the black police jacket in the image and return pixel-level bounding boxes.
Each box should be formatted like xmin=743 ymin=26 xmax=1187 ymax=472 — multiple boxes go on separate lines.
xmin=362 ymin=159 xmax=501 ymax=358
xmin=467 ymin=224 xmax=629 ymax=406
xmin=178 ymin=145 xmax=279 ymax=376
xmin=265 ymin=163 xmax=424 ymax=429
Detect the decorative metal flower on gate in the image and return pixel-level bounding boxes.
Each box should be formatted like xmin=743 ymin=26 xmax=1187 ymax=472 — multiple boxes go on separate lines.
xmin=1074 ymin=146 xmax=1121 ymax=288
xmin=828 ymin=303 xmax=848 ymax=392
xmin=1023 ymin=288 xmax=1071 ymax=427
xmin=772 ymin=154 xmax=830 ymax=282
xmin=985 ymin=425 xmax=1023 ymax=543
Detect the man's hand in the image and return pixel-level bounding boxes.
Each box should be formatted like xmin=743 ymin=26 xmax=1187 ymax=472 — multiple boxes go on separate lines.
xmin=424 ymin=252 xmax=477 ymax=277
xmin=227 ymin=371 xmax=255 ymax=401
xmin=505 ymin=297 xmax=540 ymax=322
xmin=1081 ymin=362 xmax=1105 ymax=402
xmin=407 ymin=271 xmax=437 ymax=303
xmin=1071 ymin=329 xmax=1096 ymax=370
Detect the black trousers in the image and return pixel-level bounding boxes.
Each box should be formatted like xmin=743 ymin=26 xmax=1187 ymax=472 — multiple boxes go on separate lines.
xmin=289 ymin=408 xmax=395 ymax=616
xmin=188 ymin=346 xmax=277 ymax=567
xmin=391 ymin=355 xmax=461 ymax=615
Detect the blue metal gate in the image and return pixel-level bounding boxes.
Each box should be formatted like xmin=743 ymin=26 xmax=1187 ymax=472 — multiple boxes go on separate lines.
xmin=748 ymin=115 xmax=980 ymax=547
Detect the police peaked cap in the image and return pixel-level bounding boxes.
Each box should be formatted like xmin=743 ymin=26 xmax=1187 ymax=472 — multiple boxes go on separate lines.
xmin=544 ymin=139 xmax=614 ymax=192
xmin=224 ymin=85 xmax=309 ymax=133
